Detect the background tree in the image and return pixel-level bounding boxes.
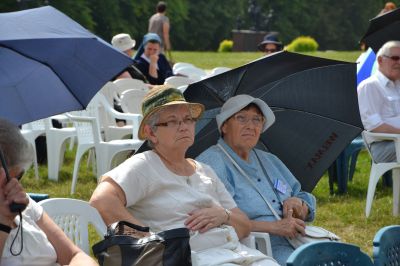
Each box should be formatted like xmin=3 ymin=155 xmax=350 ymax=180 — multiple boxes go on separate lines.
xmin=0 ymin=0 xmax=397 ymax=51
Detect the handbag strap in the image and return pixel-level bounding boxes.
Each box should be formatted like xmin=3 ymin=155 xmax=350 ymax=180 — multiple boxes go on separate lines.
xmin=217 ymin=143 xmax=282 ymax=221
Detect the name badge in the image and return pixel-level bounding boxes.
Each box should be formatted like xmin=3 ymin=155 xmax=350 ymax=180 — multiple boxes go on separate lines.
xmin=274 ymin=179 xmax=287 ymax=194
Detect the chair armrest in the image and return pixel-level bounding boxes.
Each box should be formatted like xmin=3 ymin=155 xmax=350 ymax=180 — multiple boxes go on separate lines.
xmin=363 ymin=131 xmax=400 ymax=143
xmin=362 ymin=131 xmax=400 ymax=163
xmin=240 ymin=232 xmax=273 ymax=257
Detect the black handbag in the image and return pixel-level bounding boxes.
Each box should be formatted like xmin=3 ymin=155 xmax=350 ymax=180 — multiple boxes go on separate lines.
xmin=92 ymin=221 xmax=192 ymax=266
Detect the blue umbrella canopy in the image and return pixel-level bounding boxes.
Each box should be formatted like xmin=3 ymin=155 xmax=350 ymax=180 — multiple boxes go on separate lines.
xmin=0 ymin=6 xmax=132 ymax=125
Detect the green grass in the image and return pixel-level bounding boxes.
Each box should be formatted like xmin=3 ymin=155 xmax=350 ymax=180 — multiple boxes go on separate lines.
xmin=172 ymin=50 xmax=361 ymax=69
xmin=20 ymin=50 xmax=400 ymax=258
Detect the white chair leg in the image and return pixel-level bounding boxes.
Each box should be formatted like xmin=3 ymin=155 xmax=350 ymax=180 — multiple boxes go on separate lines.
xmin=68 ymin=136 xmax=75 ymax=151
xmin=71 ymin=146 xmax=88 ymax=194
xmin=29 ymin=143 xmax=40 ymax=179
xmin=365 ymin=165 xmax=386 ymax=217
xmin=47 ymin=137 xmax=66 ymax=181
xmin=393 ymin=169 xmax=400 ymax=216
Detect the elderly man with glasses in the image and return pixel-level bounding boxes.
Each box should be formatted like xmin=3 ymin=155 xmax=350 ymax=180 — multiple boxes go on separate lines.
xmin=358 ymin=40 xmax=400 ymax=162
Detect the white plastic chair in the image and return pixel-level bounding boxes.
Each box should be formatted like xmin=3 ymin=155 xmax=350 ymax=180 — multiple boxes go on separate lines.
xmin=38 ymin=198 xmax=107 ymax=254
xmin=210 ymin=66 xmax=231 ymax=76
xmin=164 ymin=76 xmax=194 ymax=88
xmin=67 ymin=112 xmax=143 ymax=191
xmin=119 ymin=89 xmax=148 ymax=114
xmin=113 ymin=79 xmax=149 ymax=100
xmin=362 ymin=130 xmax=400 ymax=217
xmin=172 ymin=62 xmax=195 ymax=73
xmin=45 ymin=118 xmax=76 ymax=181
xmin=191 ymin=232 xmax=272 ymax=265
xmin=21 ymin=119 xmax=46 ymax=179
xmin=89 ymin=92 xmax=139 ymax=141
xmin=173 ymin=66 xmax=207 ymax=81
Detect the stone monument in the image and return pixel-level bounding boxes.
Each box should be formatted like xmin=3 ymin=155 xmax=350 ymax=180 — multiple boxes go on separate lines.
xmin=232 ymin=0 xmax=274 ymax=51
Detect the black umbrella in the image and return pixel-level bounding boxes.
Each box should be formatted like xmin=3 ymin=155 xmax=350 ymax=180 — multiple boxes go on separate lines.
xmin=183 ymin=51 xmax=363 ymax=192
xmin=361 ymin=7 xmax=400 ymax=53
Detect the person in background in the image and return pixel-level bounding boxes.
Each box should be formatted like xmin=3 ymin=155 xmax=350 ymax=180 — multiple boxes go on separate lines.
xmin=358 ymin=40 xmax=400 ymax=163
xmin=257 ymin=33 xmax=283 ymax=55
xmin=90 ymin=85 xmax=278 ymax=266
xmin=0 ymin=118 xmax=97 ymax=266
xmin=148 ymin=1 xmax=171 ymax=53
xmin=111 ymin=33 xmax=148 ymax=83
xmin=378 ymin=2 xmax=397 ymax=16
xmin=196 ymin=95 xmax=316 ymax=265
xmin=133 ymin=33 xmax=173 ymax=85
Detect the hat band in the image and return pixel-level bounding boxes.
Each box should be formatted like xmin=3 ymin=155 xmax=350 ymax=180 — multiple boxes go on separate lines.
xmin=142 ymin=88 xmax=186 ymax=116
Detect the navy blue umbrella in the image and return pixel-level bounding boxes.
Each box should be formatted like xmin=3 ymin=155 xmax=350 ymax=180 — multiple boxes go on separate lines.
xmin=0 ymin=6 xmax=132 ymax=125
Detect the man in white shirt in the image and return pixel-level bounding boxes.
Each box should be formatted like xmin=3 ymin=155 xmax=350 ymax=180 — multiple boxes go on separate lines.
xmin=358 ymin=40 xmax=400 ymax=162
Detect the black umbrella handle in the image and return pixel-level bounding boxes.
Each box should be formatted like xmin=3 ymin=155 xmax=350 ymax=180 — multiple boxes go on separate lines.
xmin=0 ymin=149 xmax=27 ymax=213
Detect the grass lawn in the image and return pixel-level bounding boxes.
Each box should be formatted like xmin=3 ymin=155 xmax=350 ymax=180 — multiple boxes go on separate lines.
xmin=20 ymin=50 xmax=400 ymax=258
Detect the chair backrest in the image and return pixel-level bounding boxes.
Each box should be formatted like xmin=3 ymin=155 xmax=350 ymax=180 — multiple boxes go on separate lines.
xmin=164 ymin=76 xmax=194 ymax=88
xmin=113 ymin=78 xmax=149 ymax=94
xmin=172 ymin=62 xmax=195 ymax=72
xmin=173 ymin=66 xmax=206 ymax=81
xmin=286 ymin=241 xmax=374 ymax=266
xmin=373 ymin=225 xmax=400 ymax=266
xmin=210 ymin=66 xmax=231 ymax=76
xmin=99 ymin=82 xmax=118 ymax=106
xmin=22 ymin=119 xmax=46 ymax=132
xmin=39 ymin=198 xmax=107 ymax=254
xmin=120 ymin=89 xmax=148 ymax=114
xmin=66 ymin=111 xmax=95 ymax=146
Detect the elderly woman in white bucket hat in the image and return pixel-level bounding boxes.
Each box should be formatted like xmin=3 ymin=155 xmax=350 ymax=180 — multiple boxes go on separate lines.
xmin=197 ymin=94 xmax=316 ymax=265
xmin=90 ymin=86 xmax=278 ymax=266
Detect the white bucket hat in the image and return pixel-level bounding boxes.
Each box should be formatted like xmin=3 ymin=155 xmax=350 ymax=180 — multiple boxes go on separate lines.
xmin=111 ymin=33 xmax=136 ymax=52
xmin=216 ymin=95 xmax=275 ymax=133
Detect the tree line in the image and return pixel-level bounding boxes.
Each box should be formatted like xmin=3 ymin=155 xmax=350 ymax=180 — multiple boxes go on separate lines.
xmin=0 ymin=0 xmax=395 ymax=51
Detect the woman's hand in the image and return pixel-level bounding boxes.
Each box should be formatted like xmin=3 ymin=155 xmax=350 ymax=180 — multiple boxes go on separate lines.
xmin=0 ymin=168 xmax=28 ymax=226
xmin=283 ymin=197 xmax=308 ymax=220
xmin=271 ymin=210 xmax=306 ymax=238
xmin=185 ymin=206 xmax=228 ymax=233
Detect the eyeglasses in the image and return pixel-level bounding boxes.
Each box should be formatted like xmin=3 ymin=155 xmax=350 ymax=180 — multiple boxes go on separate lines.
xmin=155 ymin=117 xmax=196 ymax=129
xmin=383 ymin=55 xmax=400 ymax=61
xmin=264 ymin=48 xmax=278 ymax=53
xmin=232 ymin=114 xmax=265 ymax=126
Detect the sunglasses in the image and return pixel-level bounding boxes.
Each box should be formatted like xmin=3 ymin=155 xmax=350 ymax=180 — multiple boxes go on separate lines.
xmin=383 ymin=55 xmax=400 ymax=61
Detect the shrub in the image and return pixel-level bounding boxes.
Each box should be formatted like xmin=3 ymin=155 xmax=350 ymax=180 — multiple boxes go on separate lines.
xmin=286 ymin=36 xmax=319 ymax=52
xmin=218 ymin=39 xmax=233 ymax=52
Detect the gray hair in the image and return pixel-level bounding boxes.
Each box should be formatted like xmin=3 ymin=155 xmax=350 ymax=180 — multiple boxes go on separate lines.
xmin=377 ymin=41 xmax=400 ymax=57
xmin=144 ymin=112 xmax=161 ymax=149
xmin=0 ymin=119 xmax=34 ymax=172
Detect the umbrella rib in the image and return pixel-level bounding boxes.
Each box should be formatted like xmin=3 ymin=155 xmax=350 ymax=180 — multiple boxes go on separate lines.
xmin=271 ymin=106 xmax=363 ymax=130
xmin=0 ymin=43 xmax=85 ymax=107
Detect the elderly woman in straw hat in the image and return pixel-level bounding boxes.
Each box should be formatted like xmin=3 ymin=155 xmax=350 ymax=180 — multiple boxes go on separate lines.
xmin=197 ymin=95 xmax=316 ymax=265
xmin=90 ymin=85 xmax=278 ymax=265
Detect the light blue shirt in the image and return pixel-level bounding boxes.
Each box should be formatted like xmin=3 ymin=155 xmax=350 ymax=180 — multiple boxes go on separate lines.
xmin=197 ymin=138 xmax=317 ymax=265
xmin=196 ymin=138 xmax=316 ymax=222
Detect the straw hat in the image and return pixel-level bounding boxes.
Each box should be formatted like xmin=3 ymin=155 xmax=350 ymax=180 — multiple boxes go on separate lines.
xmin=138 ymin=85 xmax=204 ymax=140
